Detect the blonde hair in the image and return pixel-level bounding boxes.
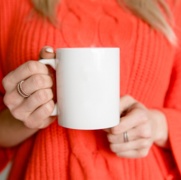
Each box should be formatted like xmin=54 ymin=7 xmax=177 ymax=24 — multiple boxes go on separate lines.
xmin=32 ymin=0 xmax=176 ymax=44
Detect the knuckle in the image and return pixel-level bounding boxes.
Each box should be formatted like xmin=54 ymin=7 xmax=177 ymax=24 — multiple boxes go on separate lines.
xmin=138 ymin=124 xmax=151 ymax=138
xmin=138 ymin=109 xmax=146 ymax=117
xmin=24 ymin=119 xmax=38 ymax=129
xmin=42 ymin=101 xmax=54 ymax=115
xmin=110 ymin=144 xmax=117 ymax=153
xmin=126 ymin=95 xmax=137 ymax=104
xmin=32 ymin=75 xmax=44 ymax=88
xmin=38 ymin=121 xmax=47 ymax=129
xmin=139 ymin=111 xmax=148 ymax=122
xmin=107 ymin=134 xmax=116 ymax=143
xmin=26 ymin=61 xmax=38 ymax=74
xmin=3 ymin=94 xmax=11 ymax=107
xmin=48 ymin=89 xmax=53 ymax=99
xmin=11 ymin=108 xmax=24 ymax=120
xmin=138 ymin=149 xmax=149 ymax=158
xmin=39 ymin=117 xmax=54 ymax=129
xmin=2 ymin=77 xmax=8 ymax=90
xmin=3 ymin=93 xmax=16 ymax=109
xmin=124 ymin=95 xmax=133 ymax=100
xmin=2 ymin=75 xmax=12 ymax=90
xmin=140 ymin=140 xmax=150 ymax=148
xmin=111 ymin=126 xmax=120 ymax=134
xmin=36 ymin=90 xmax=49 ymax=102
xmin=47 ymin=76 xmax=53 ymax=86
xmin=139 ymin=127 xmax=151 ymax=138
xmin=110 ymin=144 xmax=123 ymax=153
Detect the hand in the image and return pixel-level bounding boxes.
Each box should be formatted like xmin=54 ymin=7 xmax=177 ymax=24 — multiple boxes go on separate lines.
xmin=105 ymin=95 xmax=168 ymax=158
xmin=3 ymin=46 xmax=56 ymax=129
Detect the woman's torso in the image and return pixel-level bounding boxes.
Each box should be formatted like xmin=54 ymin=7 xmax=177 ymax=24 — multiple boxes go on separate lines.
xmin=0 ymin=0 xmax=179 ymax=179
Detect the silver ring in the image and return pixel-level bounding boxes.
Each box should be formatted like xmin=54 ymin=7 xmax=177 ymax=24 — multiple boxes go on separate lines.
xmin=123 ymin=131 xmax=129 ymax=143
xmin=17 ymin=80 xmax=30 ymax=98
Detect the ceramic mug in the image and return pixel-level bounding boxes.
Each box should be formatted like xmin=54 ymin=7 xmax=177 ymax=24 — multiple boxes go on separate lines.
xmin=40 ymin=47 xmax=120 ymax=130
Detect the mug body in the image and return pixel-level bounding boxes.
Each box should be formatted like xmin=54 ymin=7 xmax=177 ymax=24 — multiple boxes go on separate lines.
xmin=56 ymin=47 xmax=120 ymax=129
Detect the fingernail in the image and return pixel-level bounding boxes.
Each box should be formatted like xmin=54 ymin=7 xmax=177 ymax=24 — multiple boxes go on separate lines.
xmin=45 ymin=47 xmax=54 ymax=53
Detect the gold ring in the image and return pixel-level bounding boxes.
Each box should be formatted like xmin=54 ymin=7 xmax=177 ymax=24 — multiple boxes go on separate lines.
xmin=17 ymin=80 xmax=30 ymax=98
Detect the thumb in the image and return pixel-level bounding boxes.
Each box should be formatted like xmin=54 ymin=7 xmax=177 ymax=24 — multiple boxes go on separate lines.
xmin=39 ymin=46 xmax=55 ymax=59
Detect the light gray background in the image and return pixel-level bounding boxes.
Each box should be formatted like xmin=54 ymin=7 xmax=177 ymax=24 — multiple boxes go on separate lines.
xmin=0 ymin=162 xmax=12 ymax=180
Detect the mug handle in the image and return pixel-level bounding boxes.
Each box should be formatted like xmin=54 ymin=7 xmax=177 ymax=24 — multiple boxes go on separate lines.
xmin=39 ymin=59 xmax=58 ymax=116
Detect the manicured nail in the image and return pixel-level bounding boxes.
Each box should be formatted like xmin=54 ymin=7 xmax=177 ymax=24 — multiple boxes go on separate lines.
xmin=45 ymin=47 xmax=54 ymax=53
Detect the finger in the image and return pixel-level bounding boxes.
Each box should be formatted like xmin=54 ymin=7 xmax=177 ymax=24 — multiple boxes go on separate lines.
xmin=19 ymin=74 xmax=53 ymax=95
xmin=108 ymin=123 xmax=151 ymax=143
xmin=108 ymin=130 xmax=135 ymax=143
xmin=3 ymin=74 xmax=53 ymax=110
xmin=110 ymin=138 xmax=152 ymax=153
xmin=39 ymin=116 xmax=56 ymax=129
xmin=24 ymin=100 xmax=55 ymax=129
xmin=111 ymin=105 xmax=147 ymax=134
xmin=116 ymin=148 xmax=150 ymax=158
xmin=3 ymin=90 xmax=24 ymax=110
xmin=103 ymin=128 xmax=111 ymax=133
xmin=120 ymin=95 xmax=137 ymax=114
xmin=39 ymin=46 xmax=55 ymax=59
xmin=11 ymin=89 xmax=53 ymax=121
xmin=3 ymin=61 xmax=49 ymax=91
xmin=39 ymin=46 xmax=56 ymax=100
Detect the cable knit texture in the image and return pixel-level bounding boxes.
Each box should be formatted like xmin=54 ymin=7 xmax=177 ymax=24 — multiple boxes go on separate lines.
xmin=1 ymin=0 xmax=181 ymax=179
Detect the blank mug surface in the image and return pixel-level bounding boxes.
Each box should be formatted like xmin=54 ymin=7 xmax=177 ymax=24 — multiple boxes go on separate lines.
xmin=55 ymin=48 xmax=120 ymax=129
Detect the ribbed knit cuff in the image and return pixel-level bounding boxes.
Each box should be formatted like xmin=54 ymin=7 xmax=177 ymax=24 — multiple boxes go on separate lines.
xmin=159 ymin=108 xmax=181 ymax=173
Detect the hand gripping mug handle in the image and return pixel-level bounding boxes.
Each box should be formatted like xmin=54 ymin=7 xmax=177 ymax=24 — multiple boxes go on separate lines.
xmin=39 ymin=59 xmax=58 ymax=116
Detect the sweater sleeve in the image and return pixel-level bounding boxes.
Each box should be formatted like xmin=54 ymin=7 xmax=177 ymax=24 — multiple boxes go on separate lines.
xmin=158 ymin=2 xmax=181 ymax=173
xmin=160 ymin=47 xmax=181 ymax=173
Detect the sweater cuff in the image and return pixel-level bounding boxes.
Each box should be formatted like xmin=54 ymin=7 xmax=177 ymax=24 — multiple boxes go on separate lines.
xmin=159 ymin=108 xmax=181 ymax=173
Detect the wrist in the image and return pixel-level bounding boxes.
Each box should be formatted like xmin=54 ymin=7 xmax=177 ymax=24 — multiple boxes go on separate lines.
xmin=0 ymin=109 xmax=39 ymax=147
xmin=149 ymin=109 xmax=169 ymax=148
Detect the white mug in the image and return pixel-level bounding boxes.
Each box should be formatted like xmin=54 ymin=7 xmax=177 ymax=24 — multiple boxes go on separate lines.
xmin=40 ymin=47 xmax=120 ymax=130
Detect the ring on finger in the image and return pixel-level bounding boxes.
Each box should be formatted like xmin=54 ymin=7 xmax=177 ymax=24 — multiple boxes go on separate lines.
xmin=123 ymin=131 xmax=129 ymax=143
xmin=17 ymin=80 xmax=30 ymax=98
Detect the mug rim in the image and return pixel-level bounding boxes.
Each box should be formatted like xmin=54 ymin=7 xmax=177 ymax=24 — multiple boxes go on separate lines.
xmin=56 ymin=47 xmax=120 ymax=50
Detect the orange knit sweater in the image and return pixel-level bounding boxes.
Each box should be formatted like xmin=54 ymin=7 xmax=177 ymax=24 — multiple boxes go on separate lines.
xmin=1 ymin=0 xmax=181 ymax=179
